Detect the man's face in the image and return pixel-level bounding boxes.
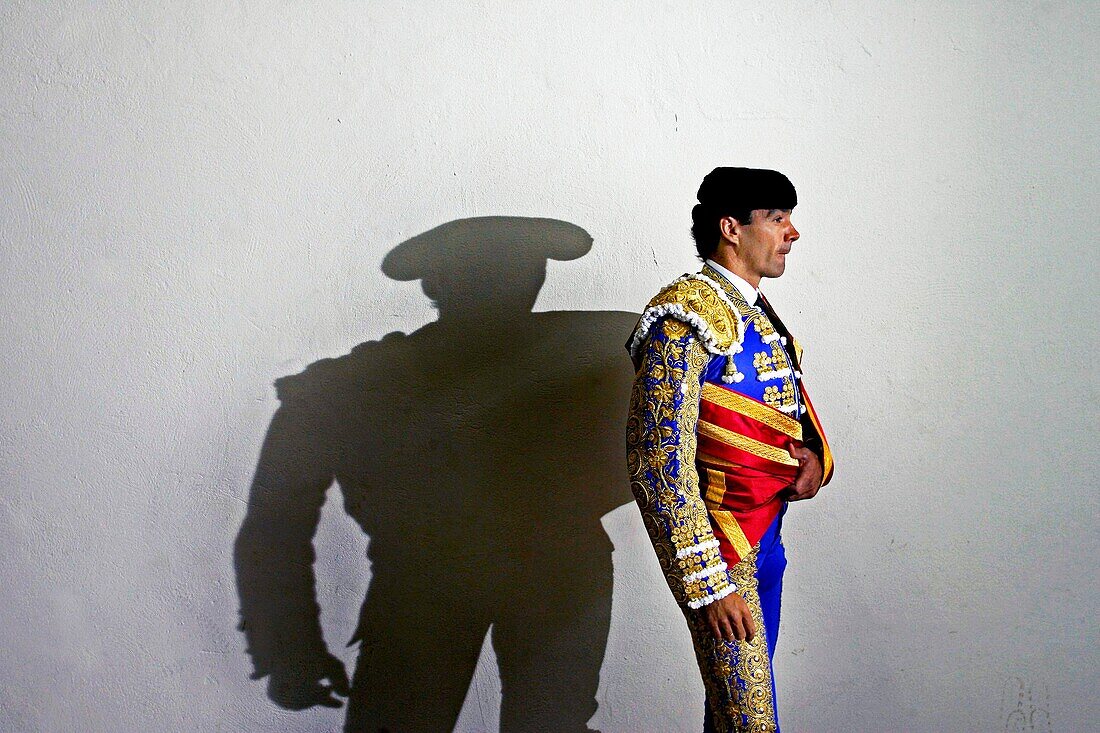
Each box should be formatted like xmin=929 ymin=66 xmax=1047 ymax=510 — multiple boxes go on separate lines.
xmin=734 ymin=208 xmax=800 ymax=280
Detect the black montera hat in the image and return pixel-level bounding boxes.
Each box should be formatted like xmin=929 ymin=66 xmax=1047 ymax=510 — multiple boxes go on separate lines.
xmin=696 ymin=167 xmax=797 ymax=213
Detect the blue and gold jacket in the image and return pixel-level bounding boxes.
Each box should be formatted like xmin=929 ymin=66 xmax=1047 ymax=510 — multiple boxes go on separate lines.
xmin=625 ymin=263 xmax=833 ymax=609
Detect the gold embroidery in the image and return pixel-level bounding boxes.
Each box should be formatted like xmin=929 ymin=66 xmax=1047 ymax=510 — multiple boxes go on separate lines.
xmin=627 ymin=323 xmax=733 ymax=606
xmin=684 ymin=615 xmax=741 ymax=732
xmin=699 ymin=261 xmax=782 ymax=368
xmin=682 ymin=541 xmax=777 ymax=732
xmin=762 ymin=378 xmax=797 ymax=412
xmin=727 ymin=546 xmax=777 ymax=731
xmin=752 ymin=340 xmax=789 ymax=377
xmin=643 ymin=277 xmax=740 ymax=351
xmin=753 ymin=349 xmax=774 ymax=375
xmin=662 ymin=318 xmax=690 ymax=339
xmin=750 ymin=312 xmax=778 ymax=342
xmin=697 ymin=420 xmax=799 ymax=467
xmin=701 ymin=382 xmax=802 ymax=440
xmin=701 ymin=263 xmax=753 ymax=314
xmin=700 ymin=263 xmax=797 ymax=408
xmin=710 ymin=509 xmax=752 ymax=560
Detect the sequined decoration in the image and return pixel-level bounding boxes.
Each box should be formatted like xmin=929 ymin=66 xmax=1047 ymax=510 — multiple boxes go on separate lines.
xmin=749 ymin=312 xmax=778 ymax=342
xmin=762 ymin=380 xmax=797 ymax=413
xmin=752 ymin=341 xmax=789 ymax=377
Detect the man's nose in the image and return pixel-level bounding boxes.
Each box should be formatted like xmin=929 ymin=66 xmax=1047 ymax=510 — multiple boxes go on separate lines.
xmin=788 ymin=224 xmax=799 ymax=241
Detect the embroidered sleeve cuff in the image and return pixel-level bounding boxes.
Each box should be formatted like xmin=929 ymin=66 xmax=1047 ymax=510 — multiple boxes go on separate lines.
xmin=676 ymin=540 xmax=737 ymax=607
xmin=685 ymin=576 xmax=738 ymax=609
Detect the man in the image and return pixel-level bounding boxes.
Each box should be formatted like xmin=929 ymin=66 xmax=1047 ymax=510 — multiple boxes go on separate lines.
xmin=625 ymin=166 xmax=834 ymax=732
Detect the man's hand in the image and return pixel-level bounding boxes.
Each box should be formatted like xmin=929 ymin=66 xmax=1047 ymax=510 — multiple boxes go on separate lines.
xmin=781 ymin=445 xmax=824 ymax=502
xmin=699 ymin=591 xmax=756 ymax=643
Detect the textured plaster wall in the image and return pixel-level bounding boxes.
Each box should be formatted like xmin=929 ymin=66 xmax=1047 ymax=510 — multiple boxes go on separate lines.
xmin=1 ymin=2 xmax=1097 ymax=732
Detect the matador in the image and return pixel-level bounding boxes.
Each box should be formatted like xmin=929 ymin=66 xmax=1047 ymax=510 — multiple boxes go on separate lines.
xmin=625 ymin=166 xmax=834 ymax=732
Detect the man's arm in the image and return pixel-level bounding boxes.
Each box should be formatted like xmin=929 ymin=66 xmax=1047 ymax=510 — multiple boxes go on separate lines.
xmin=626 ymin=315 xmax=737 ymax=609
xmin=234 ymin=383 xmax=350 ymax=709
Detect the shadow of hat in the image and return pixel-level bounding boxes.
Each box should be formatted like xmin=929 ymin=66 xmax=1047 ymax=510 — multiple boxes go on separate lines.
xmin=381 ymin=216 xmax=593 ymax=282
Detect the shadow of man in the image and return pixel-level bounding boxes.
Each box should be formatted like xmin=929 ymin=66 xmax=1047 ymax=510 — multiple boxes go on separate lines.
xmin=235 ymin=217 xmax=642 ymax=732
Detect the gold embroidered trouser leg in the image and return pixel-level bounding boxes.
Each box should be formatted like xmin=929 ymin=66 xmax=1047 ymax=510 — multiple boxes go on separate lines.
xmin=682 ymin=545 xmax=778 ymax=733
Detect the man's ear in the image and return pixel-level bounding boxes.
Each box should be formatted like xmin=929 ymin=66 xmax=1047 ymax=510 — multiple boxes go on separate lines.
xmin=719 ymin=215 xmax=740 ymax=243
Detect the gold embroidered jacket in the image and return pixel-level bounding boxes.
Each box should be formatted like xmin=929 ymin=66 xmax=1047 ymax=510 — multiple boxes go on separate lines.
xmin=625 ymin=271 xmax=833 ymax=609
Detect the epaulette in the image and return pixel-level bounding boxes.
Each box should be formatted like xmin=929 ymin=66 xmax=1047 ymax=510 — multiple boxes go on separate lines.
xmin=626 ymin=272 xmax=747 ymax=364
xmin=274 ymin=331 xmax=406 ymax=403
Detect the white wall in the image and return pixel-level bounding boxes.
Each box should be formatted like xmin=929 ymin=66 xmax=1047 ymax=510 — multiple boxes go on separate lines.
xmin=1 ymin=2 xmax=1096 ymax=731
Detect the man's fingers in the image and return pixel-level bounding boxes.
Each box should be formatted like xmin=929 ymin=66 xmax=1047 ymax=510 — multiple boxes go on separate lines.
xmin=789 ymin=471 xmax=817 ymax=500
xmin=730 ymin=613 xmax=747 ymax=642
xmin=323 ymin=658 xmax=351 ymax=697
xmin=744 ymin=612 xmax=757 ymax=642
xmin=324 ymin=672 xmax=350 ymax=698
xmin=316 ymin=691 xmax=344 ymax=709
xmin=784 ymin=453 xmax=815 ymax=501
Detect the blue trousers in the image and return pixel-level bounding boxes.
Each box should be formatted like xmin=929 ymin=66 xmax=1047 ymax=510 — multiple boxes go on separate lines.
xmin=693 ymin=504 xmax=788 ymax=733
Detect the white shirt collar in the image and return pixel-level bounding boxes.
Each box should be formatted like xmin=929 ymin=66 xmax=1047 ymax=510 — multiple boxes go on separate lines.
xmin=704 ymin=258 xmax=759 ymax=306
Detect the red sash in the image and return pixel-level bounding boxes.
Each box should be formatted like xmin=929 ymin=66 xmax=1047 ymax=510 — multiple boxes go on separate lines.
xmin=696 ymin=382 xmax=804 ymax=566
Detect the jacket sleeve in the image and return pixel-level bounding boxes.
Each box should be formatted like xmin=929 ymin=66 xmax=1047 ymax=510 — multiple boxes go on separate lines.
xmin=234 ymin=376 xmax=337 ymax=683
xmin=791 ymin=337 xmax=832 ymax=487
xmin=626 ymin=315 xmax=738 ymax=609
xmin=799 ymin=411 xmax=825 ymax=460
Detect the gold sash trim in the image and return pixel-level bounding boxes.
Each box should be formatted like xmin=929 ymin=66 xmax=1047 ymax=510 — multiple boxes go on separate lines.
xmin=697 ymin=419 xmax=800 ymax=467
xmin=703 ymin=467 xmax=726 ymax=507
xmin=710 ymin=509 xmax=753 ymax=560
xmin=696 ymin=451 xmax=744 ymax=471
xmin=802 ymin=394 xmax=834 ymax=485
xmin=701 ymin=382 xmax=803 ymax=440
